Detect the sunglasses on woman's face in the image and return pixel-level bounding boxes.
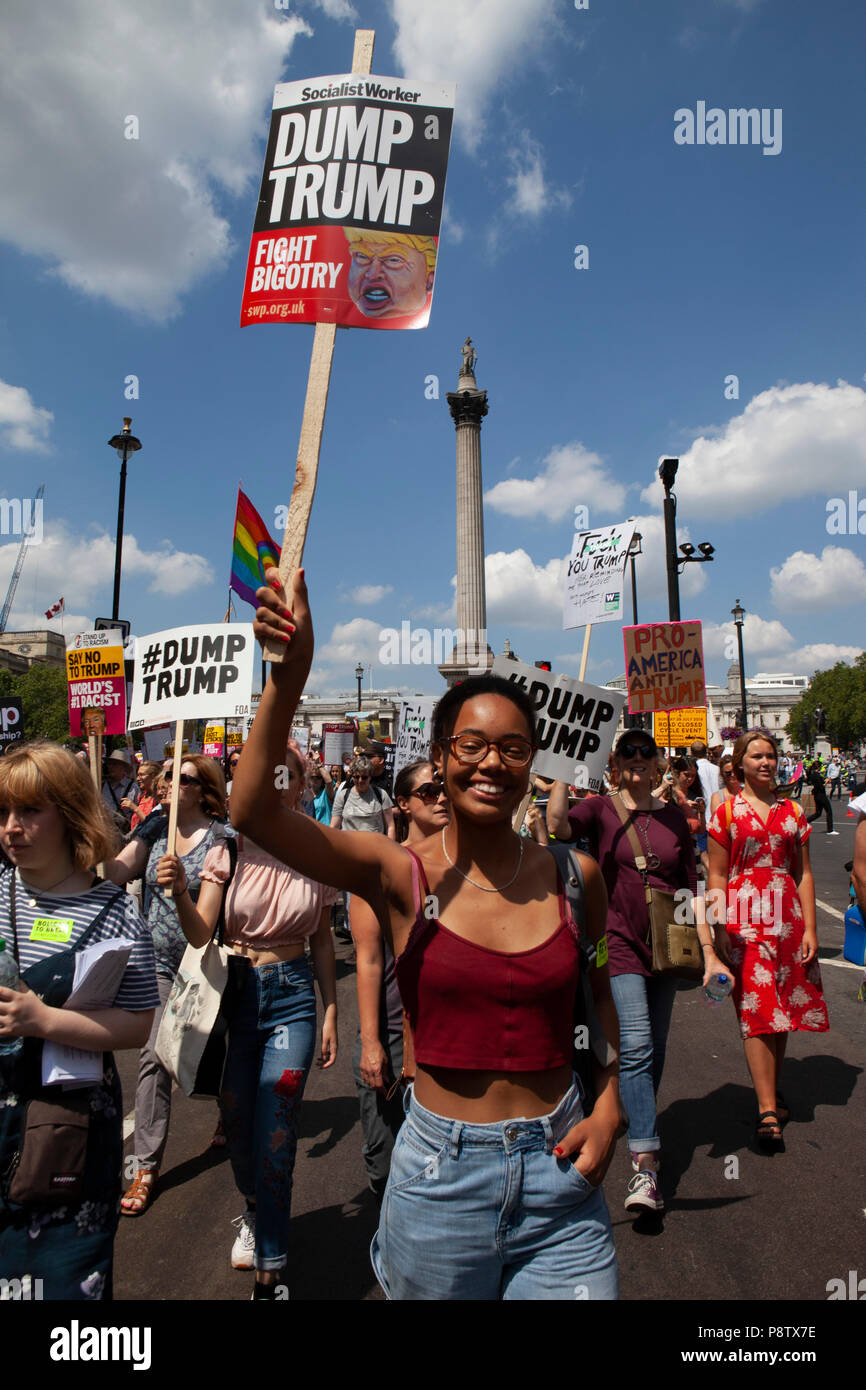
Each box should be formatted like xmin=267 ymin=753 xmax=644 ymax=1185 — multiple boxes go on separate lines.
xmin=723 ymin=767 xmax=737 ymax=778
xmin=618 ymin=742 xmax=657 ymax=761
xmin=165 ymin=772 xmax=201 ymax=787
xmin=410 ymin=781 xmax=446 ymax=804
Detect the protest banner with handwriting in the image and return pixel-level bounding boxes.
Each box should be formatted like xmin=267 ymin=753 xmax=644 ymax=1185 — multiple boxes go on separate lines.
xmin=623 ymin=621 xmax=705 ymax=714
xmin=393 ymin=696 xmax=436 ymax=780
xmin=563 ymin=521 xmax=636 ymax=629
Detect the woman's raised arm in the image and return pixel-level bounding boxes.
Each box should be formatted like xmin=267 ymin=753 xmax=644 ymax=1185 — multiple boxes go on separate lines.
xmin=230 ymin=569 xmax=410 ymax=910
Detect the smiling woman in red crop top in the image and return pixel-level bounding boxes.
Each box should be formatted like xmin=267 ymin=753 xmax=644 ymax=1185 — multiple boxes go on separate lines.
xmin=231 ymin=568 xmax=623 ymax=1301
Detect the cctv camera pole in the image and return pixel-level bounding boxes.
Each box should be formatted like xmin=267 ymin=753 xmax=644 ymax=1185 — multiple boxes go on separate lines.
xmin=659 ymin=459 xmax=681 ymax=621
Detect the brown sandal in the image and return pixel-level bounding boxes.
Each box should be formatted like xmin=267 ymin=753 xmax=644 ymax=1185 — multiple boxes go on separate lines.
xmin=121 ymin=1168 xmax=158 ymax=1216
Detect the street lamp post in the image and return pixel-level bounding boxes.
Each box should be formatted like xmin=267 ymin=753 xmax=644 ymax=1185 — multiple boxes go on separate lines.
xmin=658 ymin=458 xmax=716 ymax=621
xmin=107 ymin=418 xmax=142 ymax=622
xmin=732 ymin=600 xmax=748 ymax=732
xmin=627 ymin=531 xmax=642 ymax=625
xmin=355 ymin=663 xmax=364 ymax=710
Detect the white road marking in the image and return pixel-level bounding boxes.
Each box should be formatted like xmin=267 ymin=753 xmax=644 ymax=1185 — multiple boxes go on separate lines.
xmin=816 ymin=898 xmax=844 ymax=920
xmin=819 ymin=957 xmax=864 ymax=972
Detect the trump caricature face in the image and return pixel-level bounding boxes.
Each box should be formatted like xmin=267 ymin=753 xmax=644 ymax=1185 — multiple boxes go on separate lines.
xmin=347 ymin=238 xmax=434 ymax=319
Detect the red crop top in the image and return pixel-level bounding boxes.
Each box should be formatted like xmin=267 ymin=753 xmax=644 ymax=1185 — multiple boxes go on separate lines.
xmin=395 ymin=848 xmax=581 ymax=1072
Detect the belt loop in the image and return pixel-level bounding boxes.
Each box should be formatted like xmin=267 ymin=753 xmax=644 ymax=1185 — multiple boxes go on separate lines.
xmin=450 ymin=1121 xmax=462 ymax=1160
xmin=540 ymin=1114 xmax=554 ymax=1154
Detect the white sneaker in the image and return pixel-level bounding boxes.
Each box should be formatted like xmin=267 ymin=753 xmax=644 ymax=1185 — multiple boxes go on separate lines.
xmin=625 ymin=1169 xmax=664 ymax=1213
xmin=231 ymin=1211 xmax=256 ymax=1270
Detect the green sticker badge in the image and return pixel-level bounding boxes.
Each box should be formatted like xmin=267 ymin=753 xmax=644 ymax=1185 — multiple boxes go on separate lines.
xmin=30 ymin=917 xmax=74 ymax=944
xmin=595 ymin=935 xmax=608 ymax=968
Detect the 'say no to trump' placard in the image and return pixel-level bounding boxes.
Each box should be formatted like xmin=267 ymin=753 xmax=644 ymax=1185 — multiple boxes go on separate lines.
xmin=241 ymin=73 xmax=455 ymax=330
xmin=66 ymin=628 xmax=127 ymax=737
xmin=128 ymin=625 xmax=255 ymax=731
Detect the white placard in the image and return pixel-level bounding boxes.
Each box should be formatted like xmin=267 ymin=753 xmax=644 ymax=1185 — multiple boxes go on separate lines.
xmin=128 ymin=625 xmax=255 ymax=731
xmin=393 ymin=696 xmax=437 ymax=780
xmin=492 ymin=656 xmax=626 ymax=792
xmin=563 ymin=521 xmax=636 ymax=630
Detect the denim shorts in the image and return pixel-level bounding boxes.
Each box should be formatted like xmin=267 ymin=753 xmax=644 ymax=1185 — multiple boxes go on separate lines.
xmin=371 ymin=1079 xmax=618 ymax=1301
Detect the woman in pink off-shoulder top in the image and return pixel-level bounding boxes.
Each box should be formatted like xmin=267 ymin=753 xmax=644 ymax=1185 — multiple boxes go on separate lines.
xmin=156 ymin=742 xmax=337 ymax=1300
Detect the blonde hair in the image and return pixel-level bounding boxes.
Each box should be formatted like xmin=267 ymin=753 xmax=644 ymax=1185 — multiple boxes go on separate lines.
xmin=344 ymin=226 xmax=437 ymax=273
xmin=0 ymin=740 xmax=120 ymax=869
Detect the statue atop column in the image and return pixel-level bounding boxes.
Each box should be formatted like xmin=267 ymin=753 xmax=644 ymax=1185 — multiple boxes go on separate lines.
xmin=460 ymin=337 xmax=477 ymax=380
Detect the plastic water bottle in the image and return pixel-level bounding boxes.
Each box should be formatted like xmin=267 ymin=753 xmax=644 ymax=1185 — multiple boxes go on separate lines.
xmin=703 ymin=971 xmax=733 ymax=1006
xmin=0 ymin=936 xmax=23 ymax=1056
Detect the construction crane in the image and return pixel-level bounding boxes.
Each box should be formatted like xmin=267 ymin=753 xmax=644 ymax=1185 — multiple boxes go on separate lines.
xmin=0 ymin=482 xmax=46 ymax=634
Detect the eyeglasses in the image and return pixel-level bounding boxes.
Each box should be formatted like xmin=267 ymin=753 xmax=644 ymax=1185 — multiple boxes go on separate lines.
xmin=353 ymin=774 xmax=370 ymax=782
xmin=229 ymin=757 xmax=241 ymax=767
xmin=444 ymin=733 xmax=534 ymax=768
xmin=722 ymin=767 xmax=738 ymax=778
xmin=409 ymin=781 xmax=446 ymax=804
xmin=617 ymin=742 xmax=657 ymax=761
xmin=165 ymin=772 xmax=201 ymax=787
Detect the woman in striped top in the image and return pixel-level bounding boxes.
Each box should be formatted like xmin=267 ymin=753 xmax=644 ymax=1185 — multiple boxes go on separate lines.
xmin=0 ymin=741 xmax=158 ymax=1300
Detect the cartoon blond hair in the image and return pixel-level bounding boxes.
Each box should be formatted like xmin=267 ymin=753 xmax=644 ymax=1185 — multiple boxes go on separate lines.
xmin=344 ymin=227 xmax=436 ymax=273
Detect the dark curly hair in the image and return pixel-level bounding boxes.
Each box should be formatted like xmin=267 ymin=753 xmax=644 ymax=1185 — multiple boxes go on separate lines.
xmin=431 ymin=673 xmax=537 ymax=745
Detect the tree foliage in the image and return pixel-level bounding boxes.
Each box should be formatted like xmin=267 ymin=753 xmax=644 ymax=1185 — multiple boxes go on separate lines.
xmin=0 ymin=665 xmax=72 ymax=744
xmin=786 ymin=653 xmax=866 ymax=750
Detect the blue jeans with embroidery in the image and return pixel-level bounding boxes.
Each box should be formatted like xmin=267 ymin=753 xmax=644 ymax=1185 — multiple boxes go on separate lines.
xmin=220 ymin=958 xmax=317 ymax=1271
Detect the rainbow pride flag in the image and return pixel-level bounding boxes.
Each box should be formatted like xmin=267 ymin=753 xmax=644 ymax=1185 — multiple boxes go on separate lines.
xmin=230 ymin=487 xmax=281 ymax=609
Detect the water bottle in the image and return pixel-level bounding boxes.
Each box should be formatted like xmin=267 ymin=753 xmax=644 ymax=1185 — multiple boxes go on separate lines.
xmin=0 ymin=936 xmax=23 ymax=1056
xmin=703 ymin=971 xmax=733 ymax=1006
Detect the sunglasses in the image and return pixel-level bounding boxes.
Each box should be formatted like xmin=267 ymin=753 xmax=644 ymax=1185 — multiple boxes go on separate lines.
xmin=165 ymin=772 xmax=201 ymax=787
xmin=353 ymin=774 xmax=370 ymax=782
xmin=410 ymin=781 xmax=446 ymax=804
xmin=618 ymin=742 xmax=657 ymax=760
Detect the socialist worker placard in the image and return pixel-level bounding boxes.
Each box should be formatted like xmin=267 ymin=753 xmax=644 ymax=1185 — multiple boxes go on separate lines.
xmin=241 ymin=74 xmax=455 ymax=330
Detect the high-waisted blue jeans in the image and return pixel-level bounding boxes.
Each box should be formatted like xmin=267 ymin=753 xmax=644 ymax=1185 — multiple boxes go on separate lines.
xmin=609 ymin=971 xmax=679 ymax=1156
xmin=220 ymin=958 xmax=317 ymax=1271
xmin=371 ymin=1080 xmax=619 ymax=1300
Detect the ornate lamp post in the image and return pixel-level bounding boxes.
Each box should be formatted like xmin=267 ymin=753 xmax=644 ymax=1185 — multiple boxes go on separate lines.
xmin=107 ymin=418 xmax=142 ymax=622
xmin=732 ymin=600 xmax=748 ymax=732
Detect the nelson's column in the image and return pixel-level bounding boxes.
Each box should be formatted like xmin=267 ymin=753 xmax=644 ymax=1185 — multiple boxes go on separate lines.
xmin=438 ymin=337 xmax=495 ymax=687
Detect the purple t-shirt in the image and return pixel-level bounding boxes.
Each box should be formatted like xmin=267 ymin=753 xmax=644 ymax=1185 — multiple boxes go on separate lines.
xmin=567 ymin=794 xmax=697 ymax=978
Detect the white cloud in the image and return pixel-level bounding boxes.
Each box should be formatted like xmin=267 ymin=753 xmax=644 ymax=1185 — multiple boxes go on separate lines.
xmin=0 ymin=3 xmax=311 ymax=320
xmin=0 ymin=379 xmax=53 ymax=452
xmin=317 ymin=616 xmax=384 ymax=667
xmin=0 ymin=522 xmax=213 ymax=626
xmin=306 ymin=0 xmax=357 ymax=19
xmin=702 ymin=613 xmax=794 ymax=660
xmin=485 ymin=441 xmax=628 ymax=523
xmin=506 ymin=134 xmax=571 ymax=218
xmin=484 ymin=549 xmax=564 ymax=628
xmin=640 ymin=381 xmax=866 ymax=519
xmin=770 ymin=546 xmax=866 ymax=611
xmin=784 ymin=643 xmax=863 ymax=674
xmin=389 ymin=0 xmax=559 ymax=150
xmin=348 ymin=583 xmax=393 ymax=604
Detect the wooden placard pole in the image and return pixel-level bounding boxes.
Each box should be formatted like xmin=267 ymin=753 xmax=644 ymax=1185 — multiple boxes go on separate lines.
xmin=512 ymin=790 xmax=533 ymax=833
xmin=164 ymin=720 xmax=185 ymax=898
xmin=264 ymin=27 xmax=376 ymax=664
xmin=88 ymin=733 xmax=100 ymax=793
xmin=578 ymin=624 xmax=592 ymax=683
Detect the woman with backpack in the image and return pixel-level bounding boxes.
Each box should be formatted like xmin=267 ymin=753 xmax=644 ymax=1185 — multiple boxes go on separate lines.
xmin=230 ymin=568 xmax=621 ymax=1301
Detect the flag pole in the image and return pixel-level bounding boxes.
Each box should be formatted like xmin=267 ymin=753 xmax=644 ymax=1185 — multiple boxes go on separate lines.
xmin=263 ymin=27 xmax=376 ymax=664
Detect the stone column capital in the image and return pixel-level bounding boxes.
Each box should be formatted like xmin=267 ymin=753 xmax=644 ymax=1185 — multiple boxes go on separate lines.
xmin=447 ymin=389 xmax=489 ymax=428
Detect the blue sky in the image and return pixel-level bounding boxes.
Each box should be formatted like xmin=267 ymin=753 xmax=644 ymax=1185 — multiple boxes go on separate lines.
xmin=1 ymin=0 xmax=864 ymax=700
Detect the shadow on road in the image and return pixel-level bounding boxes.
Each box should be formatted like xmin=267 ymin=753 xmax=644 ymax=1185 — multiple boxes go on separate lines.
xmin=156 ymin=1143 xmax=230 ymax=1198
xmin=283 ymin=1188 xmax=382 ymax=1300
xmin=656 ymin=1052 xmax=860 ymax=1210
xmin=299 ymin=1093 xmax=363 ymax=1158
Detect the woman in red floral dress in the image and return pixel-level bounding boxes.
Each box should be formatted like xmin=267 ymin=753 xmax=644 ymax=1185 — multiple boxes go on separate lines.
xmin=703 ymin=730 xmax=828 ymax=1148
